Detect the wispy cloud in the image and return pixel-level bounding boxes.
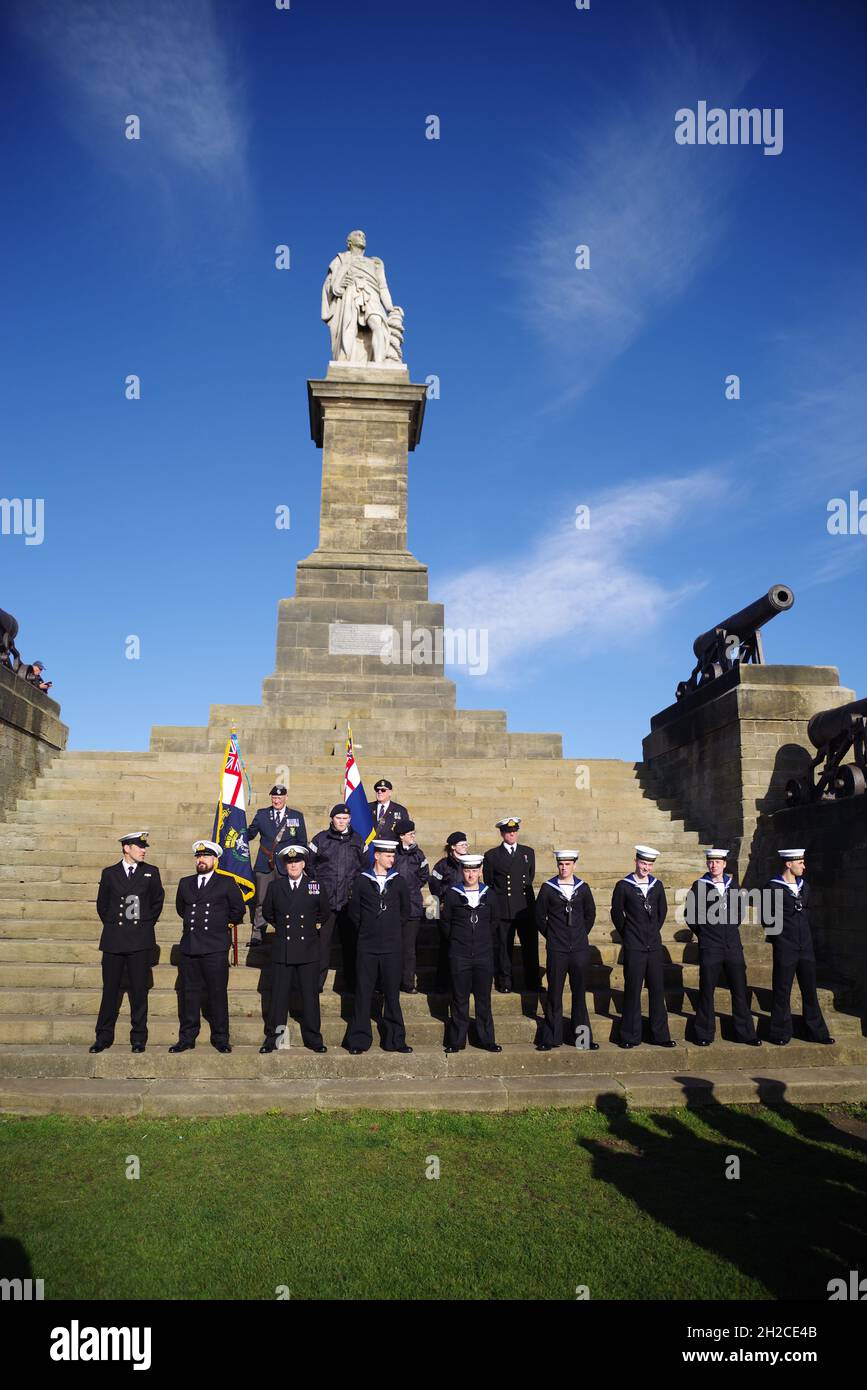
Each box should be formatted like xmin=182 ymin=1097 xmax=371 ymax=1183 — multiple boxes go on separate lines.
xmin=437 ymin=475 xmax=710 ymax=678
xmin=508 ymin=23 xmax=754 ymax=403
xmin=15 ymin=0 xmax=248 ymax=187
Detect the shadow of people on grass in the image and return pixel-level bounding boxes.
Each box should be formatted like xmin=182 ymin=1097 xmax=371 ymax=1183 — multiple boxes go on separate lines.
xmin=583 ymin=1083 xmax=867 ymax=1299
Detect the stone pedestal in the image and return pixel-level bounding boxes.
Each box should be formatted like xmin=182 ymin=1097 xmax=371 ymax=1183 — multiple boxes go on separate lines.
xmin=0 ymin=665 xmax=68 ymax=819
xmin=264 ymin=362 xmax=451 ymax=707
xmin=641 ymin=665 xmax=854 ymax=878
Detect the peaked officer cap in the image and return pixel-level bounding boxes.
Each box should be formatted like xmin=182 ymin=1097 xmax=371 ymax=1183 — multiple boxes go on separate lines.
xmin=192 ymin=839 xmax=222 ymax=857
xmin=119 ymin=830 xmax=150 ymax=847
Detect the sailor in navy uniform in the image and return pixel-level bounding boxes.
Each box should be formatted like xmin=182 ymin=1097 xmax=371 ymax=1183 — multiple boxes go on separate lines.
xmin=535 ymin=850 xmax=599 ymax=1051
xmin=761 ymin=849 xmax=834 ymax=1046
xmin=428 ymin=831 xmax=469 ymax=992
xmin=90 ymin=831 xmax=165 ymax=1054
xmin=483 ymin=817 xmax=540 ymax=993
xmin=368 ymin=778 xmax=411 ymax=837
xmin=610 ymin=846 xmax=675 ymax=1049
xmin=441 ymin=854 xmax=502 ymax=1053
xmin=170 ymin=840 xmax=246 ymax=1054
xmin=685 ymin=849 xmax=759 ymax=1046
xmin=343 ymin=839 xmax=413 ymax=1054
xmin=246 ymin=785 xmax=307 ymax=946
xmin=260 ymin=846 xmax=328 ymax=1053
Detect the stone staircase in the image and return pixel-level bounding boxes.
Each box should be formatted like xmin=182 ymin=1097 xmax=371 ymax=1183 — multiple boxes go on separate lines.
xmin=1 ymin=748 xmax=865 ymax=1115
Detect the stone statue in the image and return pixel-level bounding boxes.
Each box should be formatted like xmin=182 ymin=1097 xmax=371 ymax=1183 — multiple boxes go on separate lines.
xmin=321 ymin=230 xmax=405 ymax=365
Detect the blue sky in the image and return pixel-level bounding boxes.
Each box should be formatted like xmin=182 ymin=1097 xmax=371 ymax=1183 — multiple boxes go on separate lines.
xmin=2 ymin=0 xmax=866 ymax=759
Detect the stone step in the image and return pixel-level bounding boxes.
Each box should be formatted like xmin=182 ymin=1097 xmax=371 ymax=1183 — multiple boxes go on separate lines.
xmin=5 ymin=1065 xmax=867 ymax=1115
xmin=0 ymin=936 xmax=785 ymax=968
xmin=0 ymin=1035 xmax=859 ymax=1078
xmin=0 ymin=983 xmax=855 ymax=1034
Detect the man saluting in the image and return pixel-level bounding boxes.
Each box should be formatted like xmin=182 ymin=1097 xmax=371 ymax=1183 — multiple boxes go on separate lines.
xmin=170 ymin=840 xmax=245 ymax=1054
xmin=90 ymin=831 xmax=164 ymax=1055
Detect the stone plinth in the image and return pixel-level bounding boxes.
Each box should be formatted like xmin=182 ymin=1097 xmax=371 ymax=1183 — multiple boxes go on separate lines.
xmin=0 ymin=665 xmax=68 ymax=819
xmin=298 ymin=363 xmax=427 ymax=598
xmin=641 ymin=665 xmax=853 ymax=879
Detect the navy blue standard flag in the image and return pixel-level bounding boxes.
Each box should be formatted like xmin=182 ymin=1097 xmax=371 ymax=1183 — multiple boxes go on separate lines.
xmin=212 ymin=729 xmax=256 ymax=910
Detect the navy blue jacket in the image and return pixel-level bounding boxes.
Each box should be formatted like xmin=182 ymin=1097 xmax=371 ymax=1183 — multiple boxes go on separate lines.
xmin=760 ymin=877 xmax=816 ymax=961
xmin=347 ymin=869 xmax=410 ymax=954
xmin=175 ymin=872 xmax=246 ymax=956
xmin=610 ymin=874 xmax=668 ymax=951
xmin=535 ymin=878 xmax=596 ymax=953
xmin=684 ymin=874 xmax=746 ymax=960
xmin=97 ymin=861 xmax=165 ymax=954
xmin=441 ymin=883 xmax=500 ymax=962
xmin=247 ymin=806 xmax=307 ymax=875
xmin=262 ymin=872 xmax=330 ymax=965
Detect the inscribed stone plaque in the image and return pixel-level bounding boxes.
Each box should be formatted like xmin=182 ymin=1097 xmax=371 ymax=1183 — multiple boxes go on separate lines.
xmin=328 ymin=623 xmax=392 ymax=657
xmin=364 ymin=503 xmax=399 ymax=519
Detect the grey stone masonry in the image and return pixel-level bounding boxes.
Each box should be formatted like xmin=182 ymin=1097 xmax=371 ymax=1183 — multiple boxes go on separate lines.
xmin=641 ymin=665 xmax=853 ymax=882
xmin=0 ymin=664 xmax=68 ymax=820
xmin=150 ymin=362 xmax=561 ymax=759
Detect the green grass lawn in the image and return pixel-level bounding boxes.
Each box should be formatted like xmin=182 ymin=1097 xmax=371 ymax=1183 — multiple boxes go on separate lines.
xmin=1 ymin=1101 xmax=865 ymax=1300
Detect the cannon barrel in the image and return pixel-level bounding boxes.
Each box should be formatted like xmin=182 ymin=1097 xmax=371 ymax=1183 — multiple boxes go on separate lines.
xmin=692 ymin=585 xmax=794 ymax=661
xmin=807 ymin=696 xmax=867 ymax=750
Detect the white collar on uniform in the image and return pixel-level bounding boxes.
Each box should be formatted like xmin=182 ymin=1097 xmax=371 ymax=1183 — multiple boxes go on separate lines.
xmin=770 ymin=876 xmax=803 ymax=895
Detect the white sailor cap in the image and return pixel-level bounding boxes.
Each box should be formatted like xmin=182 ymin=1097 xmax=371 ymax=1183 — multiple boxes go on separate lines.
xmin=634 ymin=845 xmax=660 ymax=861
xmin=457 ymin=853 xmax=484 ymax=867
xmin=119 ymin=830 xmax=150 ymax=847
xmin=278 ymin=844 xmax=309 ymax=859
xmin=554 ymin=849 xmax=579 ymax=860
xmin=371 ymin=838 xmax=399 ymax=851
xmin=192 ymin=839 xmax=222 ymax=858
xmin=705 ymin=847 xmax=729 ymax=859
xmin=778 ymin=848 xmax=806 ymax=859
xmin=496 ymin=817 xmax=521 ymax=830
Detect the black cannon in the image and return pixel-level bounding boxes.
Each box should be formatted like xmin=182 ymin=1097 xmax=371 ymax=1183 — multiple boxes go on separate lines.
xmin=675 ymin=585 xmax=795 ymax=701
xmin=785 ymin=696 xmax=867 ymax=805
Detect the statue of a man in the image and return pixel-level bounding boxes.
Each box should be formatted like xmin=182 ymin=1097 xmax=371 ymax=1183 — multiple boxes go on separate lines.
xmin=321 ymin=230 xmax=404 ymax=364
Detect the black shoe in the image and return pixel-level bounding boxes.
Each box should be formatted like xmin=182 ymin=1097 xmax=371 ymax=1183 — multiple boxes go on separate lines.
xmin=213 ymin=1043 xmax=232 ymax=1054
xmin=696 ymin=1039 xmax=711 ymax=1047
xmin=312 ymin=1045 xmax=328 ymax=1054
xmin=769 ymin=1037 xmax=790 ymax=1046
xmin=743 ymin=1038 xmax=762 ymax=1047
xmin=496 ymin=985 xmax=512 ymax=994
xmin=587 ymin=1042 xmax=600 ymax=1051
xmin=131 ymin=1044 xmax=146 ymax=1054
xmin=536 ymin=1043 xmax=553 ymax=1051
xmin=259 ymin=1042 xmax=276 ymax=1054
xmin=656 ymin=1040 xmax=677 ymax=1049
xmin=348 ymin=1047 xmax=364 ymax=1055
xmin=402 ymin=986 xmax=418 ymax=994
xmin=169 ymin=1042 xmax=194 ymax=1053
xmin=88 ymin=1042 xmax=110 ymax=1054
xmin=396 ymin=1045 xmax=413 ymax=1054
xmin=444 ymin=1045 xmax=462 ymax=1054
xmin=619 ymin=1041 xmax=637 ymax=1050
xmin=484 ymin=1043 xmax=503 ymax=1053
xmin=816 ymin=1036 xmax=836 ymax=1045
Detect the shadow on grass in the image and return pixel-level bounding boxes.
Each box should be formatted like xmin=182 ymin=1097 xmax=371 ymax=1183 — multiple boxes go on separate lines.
xmin=583 ymin=1083 xmax=867 ymax=1300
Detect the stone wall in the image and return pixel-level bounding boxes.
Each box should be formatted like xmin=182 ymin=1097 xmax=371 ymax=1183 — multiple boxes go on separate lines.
xmin=641 ymin=665 xmax=852 ymax=881
xmin=751 ymin=799 xmax=867 ymax=1011
xmin=0 ymin=665 xmax=68 ymax=819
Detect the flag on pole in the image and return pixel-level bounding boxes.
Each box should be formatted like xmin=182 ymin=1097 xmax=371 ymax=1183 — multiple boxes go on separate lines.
xmin=344 ymin=725 xmax=375 ymax=863
xmin=212 ymin=729 xmax=256 ymax=902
